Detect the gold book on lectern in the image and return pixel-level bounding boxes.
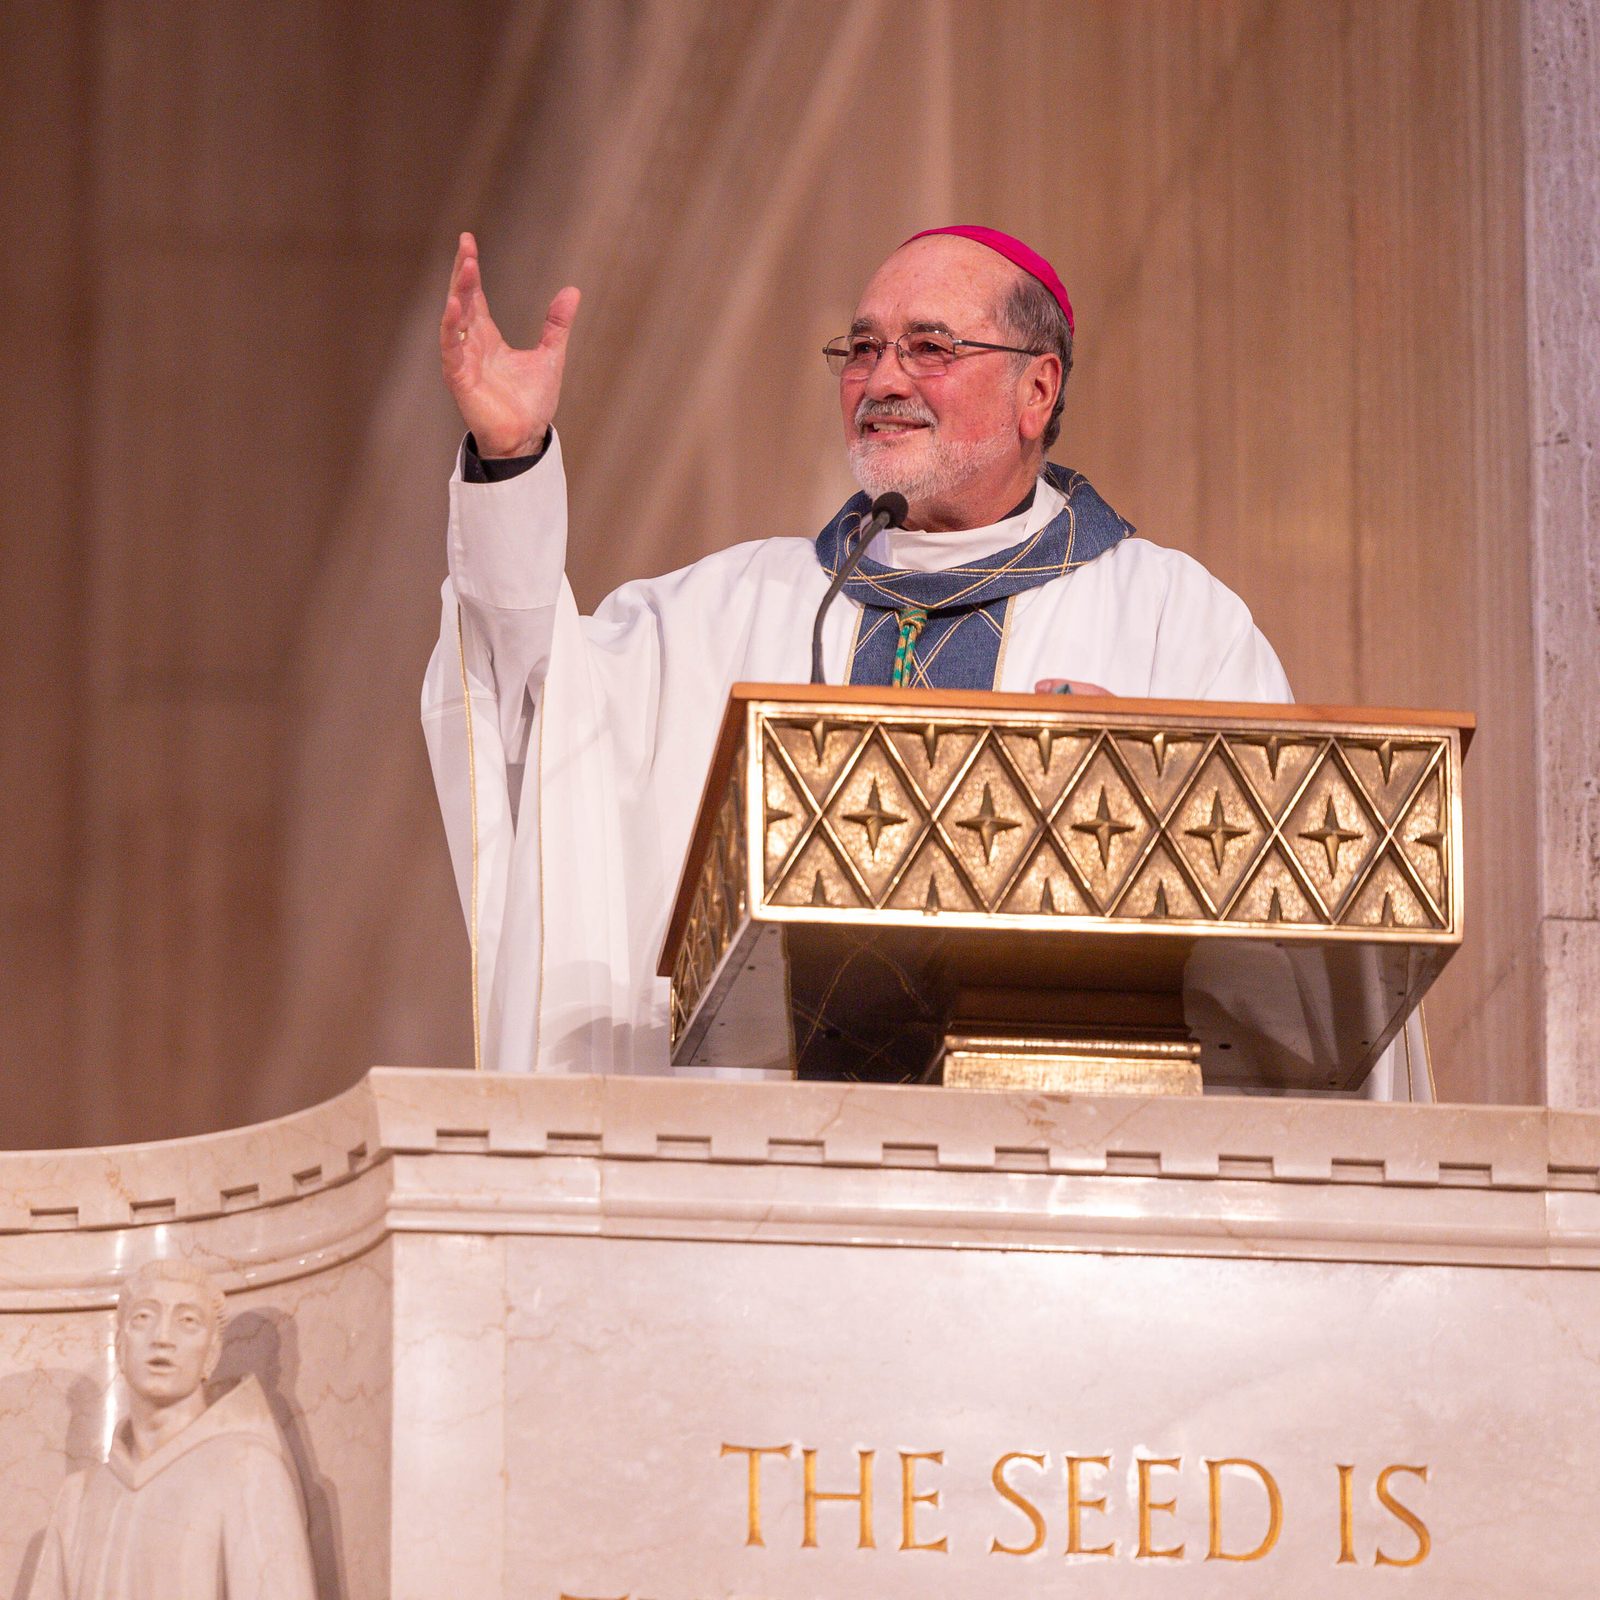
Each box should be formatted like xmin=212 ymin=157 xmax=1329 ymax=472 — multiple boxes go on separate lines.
xmin=660 ymin=685 xmax=1470 ymax=1095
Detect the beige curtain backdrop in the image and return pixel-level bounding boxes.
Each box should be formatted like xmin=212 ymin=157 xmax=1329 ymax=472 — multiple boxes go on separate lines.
xmin=0 ymin=0 xmax=1541 ymax=1149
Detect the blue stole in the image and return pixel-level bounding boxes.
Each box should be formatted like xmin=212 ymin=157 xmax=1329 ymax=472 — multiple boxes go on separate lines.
xmin=812 ymin=463 xmax=1135 ymax=690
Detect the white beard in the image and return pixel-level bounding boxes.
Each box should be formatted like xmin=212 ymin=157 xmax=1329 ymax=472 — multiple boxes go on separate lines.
xmin=848 ymin=399 xmax=1016 ymax=508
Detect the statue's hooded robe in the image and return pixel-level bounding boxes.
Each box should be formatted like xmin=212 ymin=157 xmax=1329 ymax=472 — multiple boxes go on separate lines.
xmin=29 ymin=1376 xmax=316 ymax=1600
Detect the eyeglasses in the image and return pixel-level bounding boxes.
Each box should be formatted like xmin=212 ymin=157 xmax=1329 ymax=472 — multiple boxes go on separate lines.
xmin=823 ymin=329 xmax=1045 ymax=378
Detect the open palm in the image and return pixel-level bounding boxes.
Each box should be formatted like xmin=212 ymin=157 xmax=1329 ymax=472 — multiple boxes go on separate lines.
xmin=440 ymin=231 xmax=580 ymax=458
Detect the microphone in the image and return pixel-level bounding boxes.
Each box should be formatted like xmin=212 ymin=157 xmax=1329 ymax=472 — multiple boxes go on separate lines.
xmin=810 ymin=491 xmax=909 ymax=684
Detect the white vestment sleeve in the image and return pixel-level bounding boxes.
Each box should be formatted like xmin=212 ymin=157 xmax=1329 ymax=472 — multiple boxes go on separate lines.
xmin=422 ymin=435 xmax=569 ymax=1073
xmin=1142 ymin=546 xmax=1294 ymax=704
xmin=440 ymin=432 xmax=569 ymax=760
xmin=426 ymin=441 xmax=623 ymax=1075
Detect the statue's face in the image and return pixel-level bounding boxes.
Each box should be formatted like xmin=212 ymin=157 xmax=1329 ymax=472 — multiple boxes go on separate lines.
xmin=116 ymin=1277 xmax=218 ymax=1406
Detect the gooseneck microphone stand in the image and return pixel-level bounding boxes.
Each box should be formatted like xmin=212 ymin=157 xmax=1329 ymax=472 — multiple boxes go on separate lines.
xmin=809 ymin=491 xmax=909 ymax=685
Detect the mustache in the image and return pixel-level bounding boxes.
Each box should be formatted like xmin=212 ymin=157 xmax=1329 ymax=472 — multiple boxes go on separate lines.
xmin=853 ymin=397 xmax=936 ymax=429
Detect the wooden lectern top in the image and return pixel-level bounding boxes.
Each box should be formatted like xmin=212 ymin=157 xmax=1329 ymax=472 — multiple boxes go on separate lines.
xmin=661 ymin=685 xmax=1471 ymax=1092
xmin=665 ymin=686 xmax=1474 ymax=971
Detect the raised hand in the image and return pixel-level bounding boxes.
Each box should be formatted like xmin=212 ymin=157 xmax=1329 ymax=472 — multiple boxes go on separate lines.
xmin=440 ymin=232 xmax=581 ymax=458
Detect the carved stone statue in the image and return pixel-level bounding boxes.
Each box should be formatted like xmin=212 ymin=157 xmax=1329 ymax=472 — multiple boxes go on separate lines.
xmin=28 ymin=1257 xmax=316 ymax=1600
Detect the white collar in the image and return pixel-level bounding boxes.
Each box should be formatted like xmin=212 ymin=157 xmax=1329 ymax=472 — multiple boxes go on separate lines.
xmin=866 ymin=476 xmax=1066 ymax=572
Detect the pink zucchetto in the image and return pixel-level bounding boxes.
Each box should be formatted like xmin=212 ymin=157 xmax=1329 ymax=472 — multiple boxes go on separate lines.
xmin=901 ymin=225 xmax=1075 ymax=334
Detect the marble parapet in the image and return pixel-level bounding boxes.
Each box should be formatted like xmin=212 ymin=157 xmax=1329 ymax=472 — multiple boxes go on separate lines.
xmin=2 ymin=1070 xmax=1597 ymax=1291
xmin=7 ymin=1070 xmax=1600 ymax=1597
